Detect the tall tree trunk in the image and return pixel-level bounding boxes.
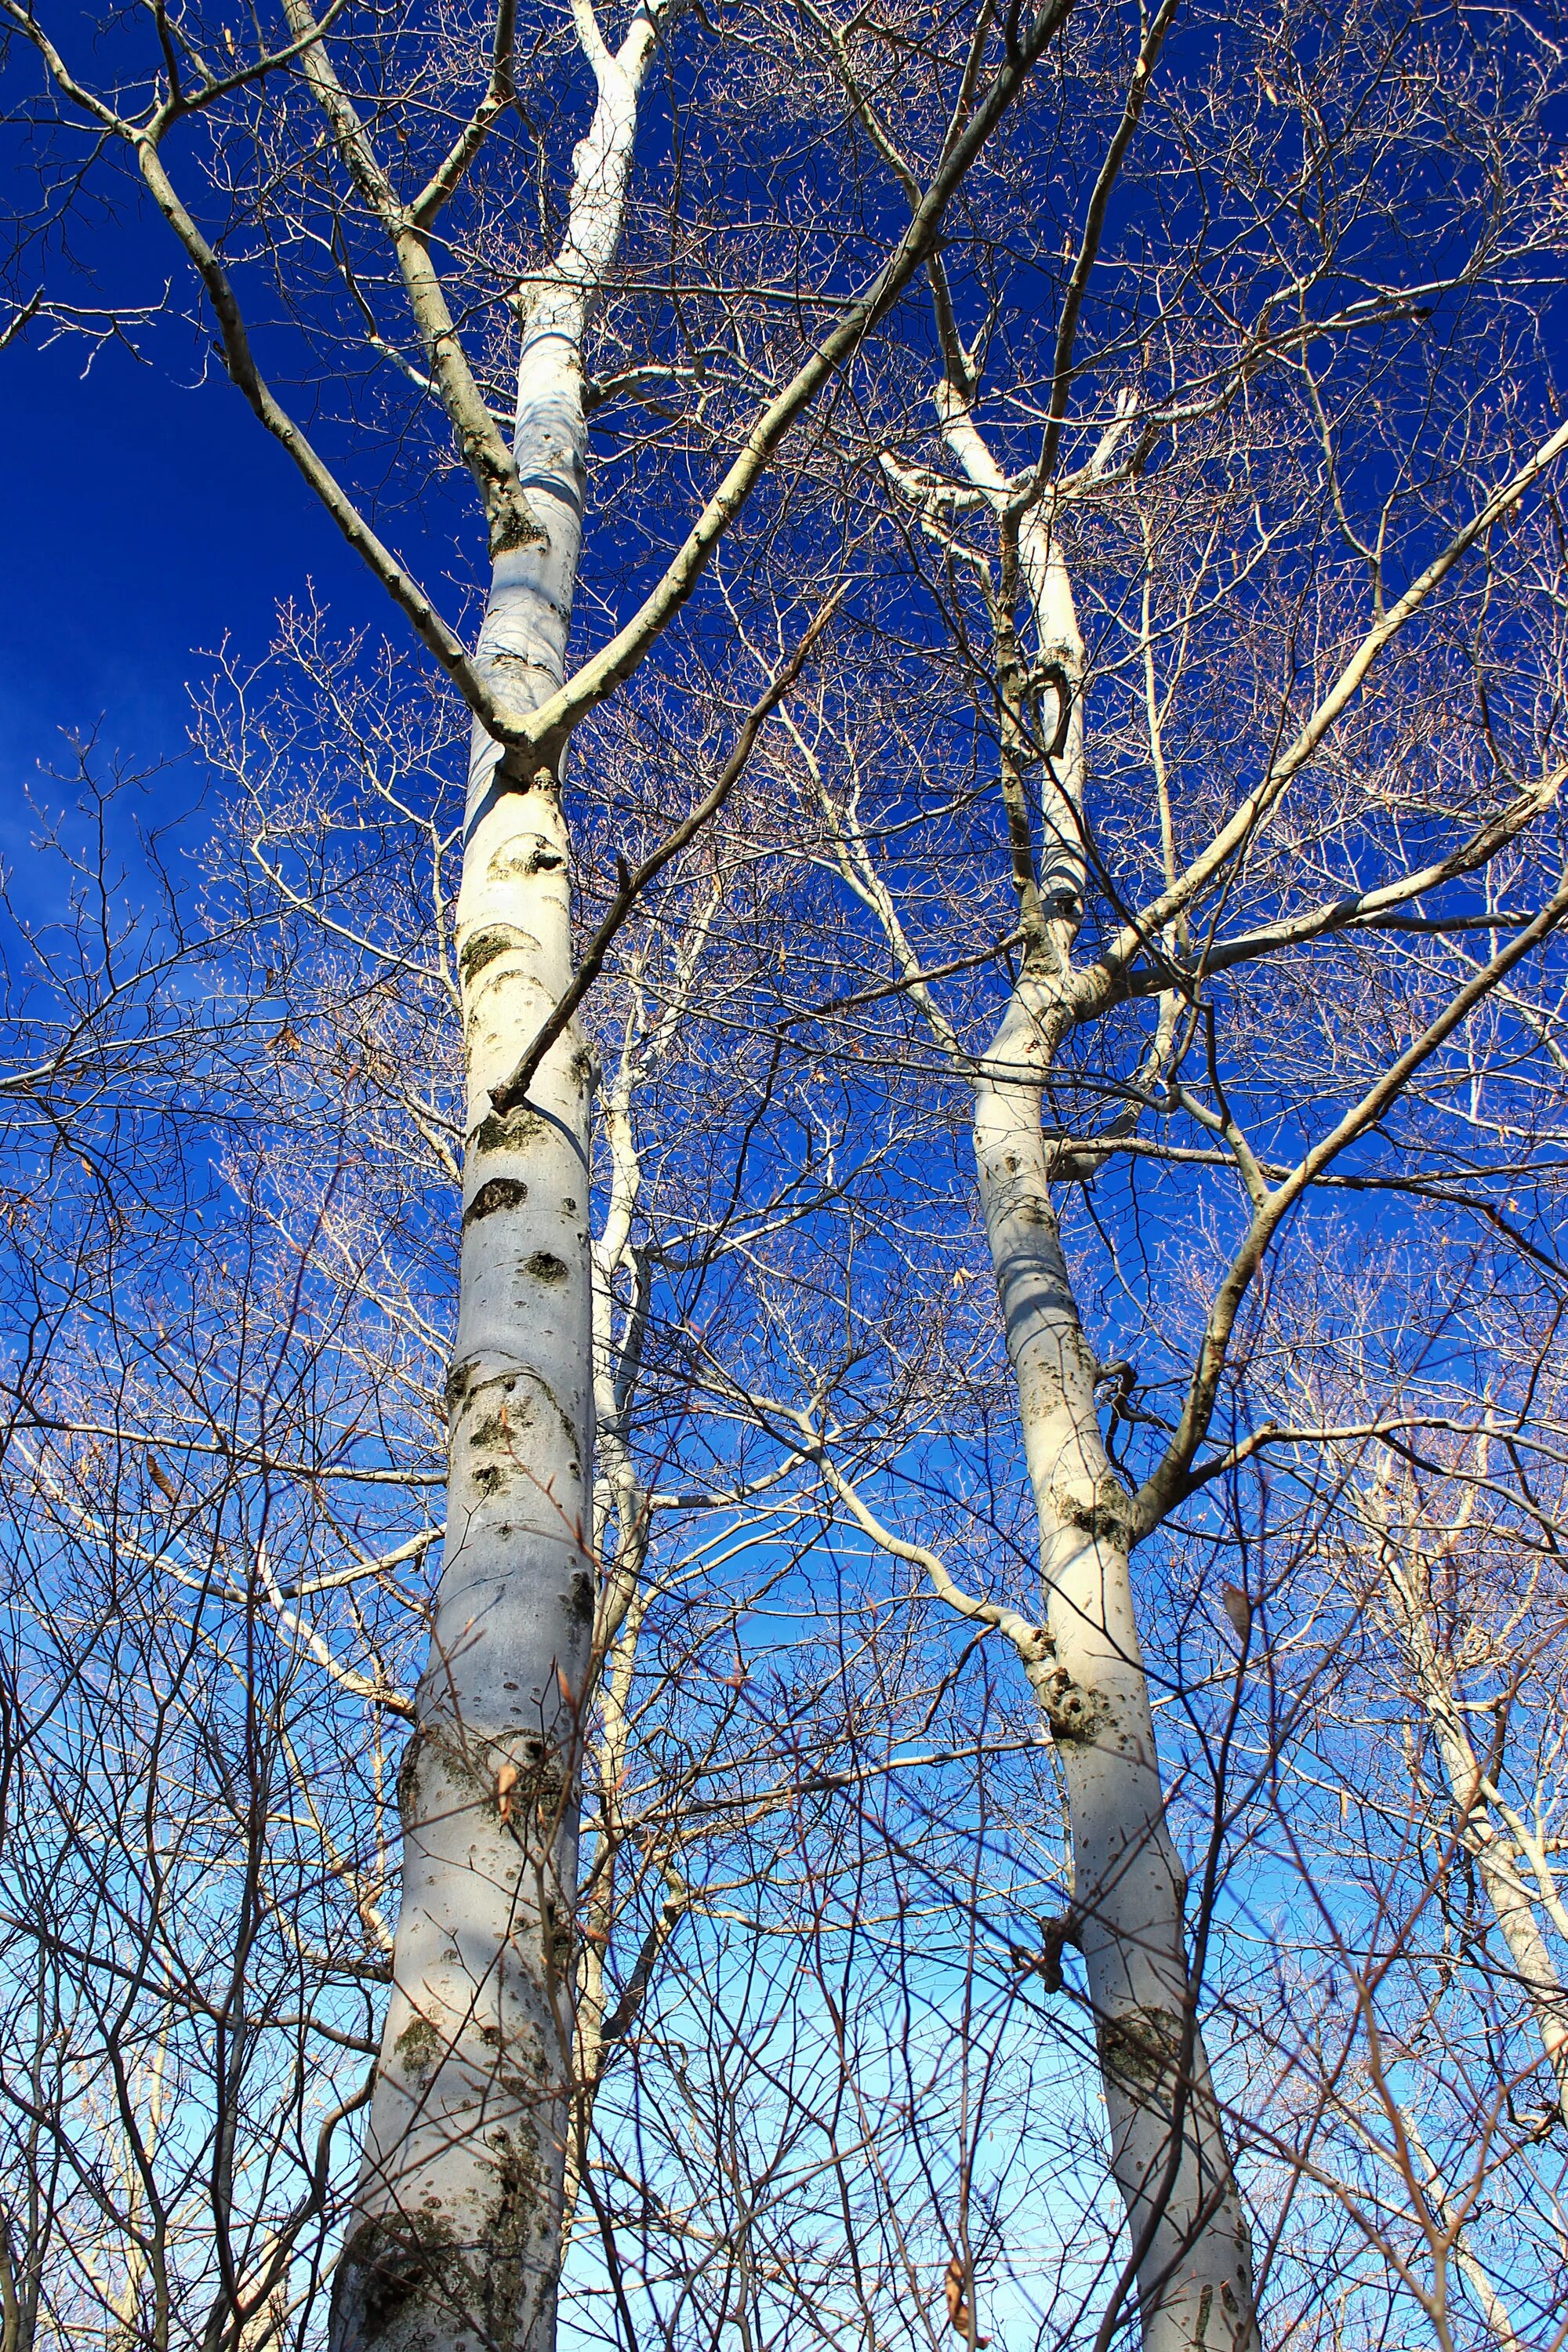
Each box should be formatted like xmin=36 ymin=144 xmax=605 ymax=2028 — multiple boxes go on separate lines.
xmin=876 ymin=380 xmax=1262 ymax=2352
xmin=973 ymin=524 xmax=1260 ymax=2352
xmin=975 ymin=1065 xmax=1260 ymax=2352
xmin=331 ymin=13 xmax=666 ymax=2346
xmin=328 ymin=347 xmax=597 ymax=2352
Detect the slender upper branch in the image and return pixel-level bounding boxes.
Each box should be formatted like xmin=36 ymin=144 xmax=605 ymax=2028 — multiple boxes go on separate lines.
xmin=1035 ymin=0 xmax=1180 ymax=483
xmin=1092 ymin=416 xmax=1568 ymax=990
xmin=509 ymin=0 xmax=1080 ymax=757
xmin=1134 ymin=870 xmax=1568 ymax=1534
xmin=276 ymin=0 xmax=546 ymax=557
xmin=130 ymin=137 xmax=510 ymax=717
xmin=408 ymin=0 xmax=519 ymax=227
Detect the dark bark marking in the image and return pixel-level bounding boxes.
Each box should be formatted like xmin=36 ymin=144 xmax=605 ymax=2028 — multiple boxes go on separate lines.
xmin=1097 ymin=2004 xmax=1183 ymax=2102
xmin=1040 ymin=1668 xmax=1105 ymax=1744
xmin=394 ymin=2015 xmax=443 ymax=2082
xmin=473 ymin=1105 xmax=548 ymax=1156
xmin=1051 ymin=1472 xmax=1137 ymax=1551
xmin=394 ymin=1730 xmax=425 ymax=1826
xmin=469 ymin=1411 xmax=517 ymax=1451
xmin=488 ymin=492 xmax=550 ymax=557
xmin=463 ymin=1175 xmax=528 ymax=1227
xmin=330 ymin=2213 xmax=457 ymax=2350
xmin=460 ymin=924 xmax=530 ymax=982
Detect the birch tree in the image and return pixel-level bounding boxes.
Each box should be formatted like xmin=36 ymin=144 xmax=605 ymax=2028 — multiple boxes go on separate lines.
xmin=1153 ymin=1233 xmax=1568 ymax=2352
xmin=0 ymin=637 xmax=907 ymax=2352
xmin=684 ymin=10 xmax=1568 ymax=2351
xmin=6 ymin=4 xmax=1568 ymax=2351
xmin=0 ymin=0 xmax=1094 ymax=2339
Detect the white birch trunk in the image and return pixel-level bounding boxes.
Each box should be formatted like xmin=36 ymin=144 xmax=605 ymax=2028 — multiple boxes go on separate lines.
xmin=976 ymin=1065 xmax=1259 ymax=2352
xmin=971 ymin=510 xmax=1260 ymax=2352
xmin=874 ymin=375 xmax=1264 ymax=2347
xmin=331 ymin=15 xmax=666 ymax=2347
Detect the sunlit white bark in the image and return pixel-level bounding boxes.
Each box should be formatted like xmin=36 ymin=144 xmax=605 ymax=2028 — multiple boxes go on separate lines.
xmin=972 ymin=769 xmax=1259 ymax=2352
xmin=330 ymin=10 xmax=670 ymax=2344
xmin=885 ymin=401 xmax=1261 ymax=2352
xmin=1364 ymin=1465 xmax=1568 ymax=2132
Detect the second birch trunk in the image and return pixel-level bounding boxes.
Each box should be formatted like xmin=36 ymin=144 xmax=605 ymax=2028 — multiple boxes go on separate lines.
xmin=976 ymin=524 xmax=1259 ymax=2352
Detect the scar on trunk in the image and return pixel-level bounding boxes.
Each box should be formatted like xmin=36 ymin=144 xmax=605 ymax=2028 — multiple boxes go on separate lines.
xmin=1097 ymin=2003 xmax=1183 ymax=2101
xmin=460 ymin=924 xmax=535 ymax=982
xmin=1040 ymin=1667 xmax=1105 ymax=1744
xmin=331 ymin=2210 xmax=459 ymax=2349
xmin=463 ymin=1175 xmax=528 ymax=1226
xmin=472 ymin=1105 xmax=548 ymax=1156
xmin=1050 ymin=1472 xmax=1137 ymax=1551
xmin=394 ymin=2013 xmax=444 ymax=2082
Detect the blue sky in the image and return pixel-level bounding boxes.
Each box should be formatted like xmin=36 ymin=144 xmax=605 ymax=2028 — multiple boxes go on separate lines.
xmin=0 ymin=313 xmax=365 ymax=844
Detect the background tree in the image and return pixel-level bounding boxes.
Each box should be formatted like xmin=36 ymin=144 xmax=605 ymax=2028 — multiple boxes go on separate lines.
xmin=650 ymin=7 xmax=1568 ymax=2349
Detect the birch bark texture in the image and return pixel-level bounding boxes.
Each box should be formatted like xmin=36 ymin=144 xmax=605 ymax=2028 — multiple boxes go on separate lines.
xmin=967 ymin=513 xmax=1261 ymax=2352
xmin=329 ymin=11 xmax=670 ymax=2346
xmin=879 ymin=373 xmax=1261 ymax=2351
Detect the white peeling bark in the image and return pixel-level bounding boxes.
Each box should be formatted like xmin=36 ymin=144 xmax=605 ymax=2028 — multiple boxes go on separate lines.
xmin=970 ymin=516 xmax=1259 ymax=2352
xmin=330 ymin=11 xmax=668 ymax=2347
